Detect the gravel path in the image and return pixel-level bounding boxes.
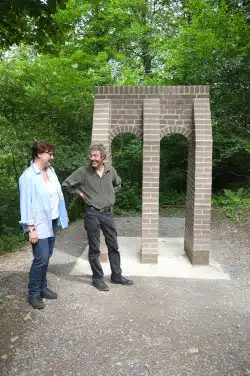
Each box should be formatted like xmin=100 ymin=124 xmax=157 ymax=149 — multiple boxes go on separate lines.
xmin=0 ymin=212 xmax=249 ymax=376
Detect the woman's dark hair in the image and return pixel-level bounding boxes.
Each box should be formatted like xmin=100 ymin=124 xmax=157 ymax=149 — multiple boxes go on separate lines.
xmin=31 ymin=140 xmax=54 ymax=161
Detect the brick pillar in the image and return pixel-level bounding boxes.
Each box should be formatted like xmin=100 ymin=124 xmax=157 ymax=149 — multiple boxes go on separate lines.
xmin=91 ymin=99 xmax=111 ymax=263
xmin=141 ymin=99 xmax=161 ymax=263
xmin=184 ymin=98 xmax=213 ymax=265
xmin=92 ymin=99 xmax=111 ymax=157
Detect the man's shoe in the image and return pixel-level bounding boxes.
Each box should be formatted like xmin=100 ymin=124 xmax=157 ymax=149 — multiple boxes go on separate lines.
xmin=28 ymin=296 xmax=45 ymax=309
xmin=92 ymin=280 xmax=109 ymax=291
xmin=111 ymin=276 xmax=134 ymax=285
xmin=40 ymin=288 xmax=58 ymax=300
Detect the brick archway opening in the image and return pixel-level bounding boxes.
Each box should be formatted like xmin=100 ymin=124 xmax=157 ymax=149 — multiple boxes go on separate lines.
xmin=160 ymin=133 xmax=188 ymax=215
xmin=111 ymin=132 xmax=143 ymax=215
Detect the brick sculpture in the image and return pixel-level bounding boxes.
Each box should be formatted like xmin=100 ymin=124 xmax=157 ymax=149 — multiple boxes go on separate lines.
xmin=91 ymin=86 xmax=213 ymax=265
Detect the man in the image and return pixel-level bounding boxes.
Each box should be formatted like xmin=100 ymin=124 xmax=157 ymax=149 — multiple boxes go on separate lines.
xmin=62 ymin=144 xmax=133 ymax=291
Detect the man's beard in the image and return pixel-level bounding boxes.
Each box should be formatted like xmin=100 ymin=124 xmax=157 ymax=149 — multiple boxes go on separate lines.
xmin=91 ymin=160 xmax=101 ymax=168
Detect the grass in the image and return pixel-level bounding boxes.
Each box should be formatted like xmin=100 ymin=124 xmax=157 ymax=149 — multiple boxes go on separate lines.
xmin=0 ymin=234 xmax=27 ymax=255
xmin=159 ymin=206 xmax=185 ymax=217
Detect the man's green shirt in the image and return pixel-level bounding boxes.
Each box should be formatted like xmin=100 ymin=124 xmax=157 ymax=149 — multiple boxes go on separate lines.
xmin=62 ymin=164 xmax=121 ymax=210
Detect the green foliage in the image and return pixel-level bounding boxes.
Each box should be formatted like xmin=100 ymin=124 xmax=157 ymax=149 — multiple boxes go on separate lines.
xmin=213 ymin=188 xmax=250 ymax=205
xmin=0 ymin=0 xmax=68 ymax=49
xmin=112 ymin=133 xmax=142 ymax=214
xmin=0 ymin=234 xmax=26 ymax=254
xmin=160 ymin=134 xmax=188 ymax=193
xmin=159 ymin=190 xmax=186 ymax=207
xmin=0 ymin=153 xmax=20 ymax=236
xmin=0 ymin=44 xmax=111 ymax=246
xmin=164 ymin=0 xmax=250 ymax=188
xmin=54 ymin=0 xmax=178 ymax=80
xmin=65 ymin=197 xmax=86 ymax=222
xmin=212 ymin=188 xmax=250 ymax=220
xmin=112 ymin=133 xmax=142 ymax=183
xmin=115 ymin=181 xmax=142 ymax=212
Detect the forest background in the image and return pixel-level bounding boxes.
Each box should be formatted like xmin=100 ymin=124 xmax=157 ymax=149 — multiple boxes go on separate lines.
xmin=0 ymin=0 xmax=249 ymax=252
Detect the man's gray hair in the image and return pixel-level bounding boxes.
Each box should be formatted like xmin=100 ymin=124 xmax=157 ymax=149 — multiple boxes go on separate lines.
xmin=89 ymin=143 xmax=107 ymax=159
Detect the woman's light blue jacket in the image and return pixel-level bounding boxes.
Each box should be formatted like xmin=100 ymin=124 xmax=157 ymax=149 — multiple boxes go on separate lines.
xmin=19 ymin=163 xmax=68 ymax=239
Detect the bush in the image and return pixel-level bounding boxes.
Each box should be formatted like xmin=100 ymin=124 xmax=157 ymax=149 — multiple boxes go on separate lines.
xmin=159 ymin=189 xmax=186 ymax=206
xmin=212 ymin=188 xmax=250 ymax=220
xmin=0 ymin=234 xmax=26 ymax=254
xmin=115 ymin=181 xmax=142 ymax=212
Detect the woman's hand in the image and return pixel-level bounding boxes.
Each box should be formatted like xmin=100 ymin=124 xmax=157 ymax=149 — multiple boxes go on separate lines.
xmin=29 ymin=230 xmax=39 ymax=245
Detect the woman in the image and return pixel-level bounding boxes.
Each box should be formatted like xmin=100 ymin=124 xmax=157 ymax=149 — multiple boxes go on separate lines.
xmin=19 ymin=141 xmax=68 ymax=309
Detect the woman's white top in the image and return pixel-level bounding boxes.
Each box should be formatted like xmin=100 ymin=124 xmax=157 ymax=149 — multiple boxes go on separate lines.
xmin=45 ymin=179 xmax=59 ymax=220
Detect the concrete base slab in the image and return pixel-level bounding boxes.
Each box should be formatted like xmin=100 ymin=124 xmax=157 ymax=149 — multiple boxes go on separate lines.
xmin=70 ymin=237 xmax=230 ymax=280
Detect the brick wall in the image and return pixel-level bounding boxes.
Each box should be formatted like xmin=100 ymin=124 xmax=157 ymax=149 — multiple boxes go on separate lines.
xmin=92 ymin=86 xmax=212 ymax=265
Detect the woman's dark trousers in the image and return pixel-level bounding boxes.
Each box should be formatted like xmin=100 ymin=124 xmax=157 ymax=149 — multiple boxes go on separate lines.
xmin=28 ymin=220 xmax=57 ymax=297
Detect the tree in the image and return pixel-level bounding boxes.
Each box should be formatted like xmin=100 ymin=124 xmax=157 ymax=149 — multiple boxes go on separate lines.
xmin=164 ymin=0 xmax=250 ymax=188
xmin=0 ymin=0 xmax=68 ymax=48
xmin=54 ymin=0 xmax=178 ymax=81
xmin=0 ymin=44 xmax=113 ymax=233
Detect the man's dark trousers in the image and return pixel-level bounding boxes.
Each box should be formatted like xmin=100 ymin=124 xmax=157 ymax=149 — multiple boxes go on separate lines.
xmin=28 ymin=219 xmax=57 ymax=296
xmin=84 ymin=206 xmax=122 ymax=281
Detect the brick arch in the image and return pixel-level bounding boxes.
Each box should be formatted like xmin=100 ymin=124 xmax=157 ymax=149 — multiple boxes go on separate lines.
xmin=109 ymin=125 xmax=143 ymax=142
xmin=160 ymin=126 xmax=192 ymax=141
xmin=93 ymin=88 xmax=213 ymax=266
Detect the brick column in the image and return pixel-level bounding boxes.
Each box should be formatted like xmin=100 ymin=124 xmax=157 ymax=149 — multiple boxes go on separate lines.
xmin=92 ymin=99 xmax=111 ymax=159
xmin=141 ymin=99 xmax=161 ymax=263
xmin=92 ymin=99 xmax=111 ymax=263
xmin=184 ymin=98 xmax=213 ymax=265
